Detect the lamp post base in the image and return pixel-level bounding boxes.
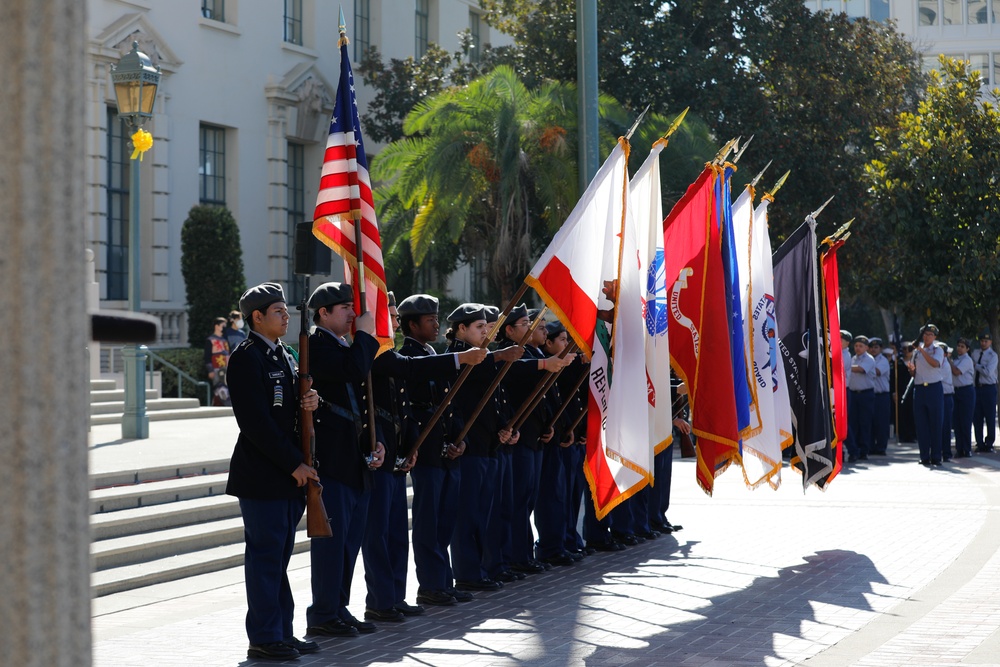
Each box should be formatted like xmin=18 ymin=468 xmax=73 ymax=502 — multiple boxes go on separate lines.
xmin=122 ymin=344 xmax=149 ymax=439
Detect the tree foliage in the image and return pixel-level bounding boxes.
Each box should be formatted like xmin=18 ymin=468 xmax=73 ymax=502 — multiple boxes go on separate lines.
xmin=863 ymin=57 xmax=1000 ymax=340
xmin=481 ymin=0 xmax=925 ymax=287
xmin=180 ymin=205 xmax=246 ymax=346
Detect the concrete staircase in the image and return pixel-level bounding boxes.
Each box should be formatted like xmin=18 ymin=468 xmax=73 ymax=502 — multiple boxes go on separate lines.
xmin=89 ymin=377 xmax=232 ymax=425
xmin=90 ymin=458 xmax=413 ymax=597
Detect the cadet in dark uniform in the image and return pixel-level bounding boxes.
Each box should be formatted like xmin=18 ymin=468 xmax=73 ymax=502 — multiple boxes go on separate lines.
xmin=362 ymin=293 xmax=487 ymax=621
xmin=226 ymin=282 xmax=321 ymax=661
xmin=304 ymin=282 xmax=385 ymax=638
xmin=397 ymin=295 xmax=472 ymax=606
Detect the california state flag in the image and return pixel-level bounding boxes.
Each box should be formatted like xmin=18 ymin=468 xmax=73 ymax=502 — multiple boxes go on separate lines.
xmin=527 ymin=139 xmax=649 ymax=517
xmin=631 ymin=142 xmax=673 ymax=455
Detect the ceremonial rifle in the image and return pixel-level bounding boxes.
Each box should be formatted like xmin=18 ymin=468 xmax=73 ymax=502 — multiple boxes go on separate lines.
xmin=406 ymin=282 xmax=530 ymax=455
xmin=544 ymin=359 xmax=590 ymax=433
xmin=298 ymin=294 xmax=333 ymax=538
xmin=450 ymin=306 xmax=549 ymax=446
xmin=507 ymin=341 xmax=579 ymax=432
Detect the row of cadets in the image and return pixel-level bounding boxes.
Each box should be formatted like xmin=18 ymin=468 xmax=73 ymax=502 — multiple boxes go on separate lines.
xmin=396 ymin=295 xmax=476 ymax=607
xmin=533 ymin=321 xmax=590 ymax=566
xmin=303 ymin=282 xmax=384 ymax=638
xmin=445 ymin=303 xmax=522 ymax=591
xmin=362 ymin=292 xmax=488 ymax=622
xmin=939 ymin=341 xmax=955 ymax=461
xmin=950 ymin=337 xmax=976 ymax=457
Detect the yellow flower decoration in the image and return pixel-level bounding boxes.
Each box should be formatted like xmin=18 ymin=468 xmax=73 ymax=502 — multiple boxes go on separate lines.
xmin=130 ymin=129 xmax=153 ymax=161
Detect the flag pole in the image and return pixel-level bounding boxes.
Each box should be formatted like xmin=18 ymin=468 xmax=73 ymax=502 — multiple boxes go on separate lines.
xmin=338 ymin=11 xmax=379 ymax=457
xmin=407 ymin=282 xmax=531 ymax=455
xmin=543 ymin=359 xmax=590 ymax=432
xmin=450 ymin=306 xmax=549 ymax=447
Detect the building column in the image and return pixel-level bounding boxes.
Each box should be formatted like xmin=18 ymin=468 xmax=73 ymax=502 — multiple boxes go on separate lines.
xmin=0 ymin=2 xmax=92 ymax=666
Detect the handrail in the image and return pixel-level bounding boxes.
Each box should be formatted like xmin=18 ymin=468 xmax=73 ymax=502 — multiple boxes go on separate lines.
xmin=145 ymin=349 xmax=212 ymax=406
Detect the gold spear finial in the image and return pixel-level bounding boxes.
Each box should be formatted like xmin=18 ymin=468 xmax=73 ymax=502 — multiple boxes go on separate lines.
xmin=764 ymin=170 xmax=790 ymax=198
xmin=750 ymin=160 xmax=773 ymax=188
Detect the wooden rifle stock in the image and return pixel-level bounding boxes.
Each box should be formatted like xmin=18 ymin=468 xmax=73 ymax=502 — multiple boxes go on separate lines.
xmin=299 ymin=301 xmax=332 ymax=538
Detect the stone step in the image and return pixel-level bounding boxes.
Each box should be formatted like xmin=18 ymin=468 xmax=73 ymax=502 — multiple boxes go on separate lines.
xmin=89 ymin=406 xmax=232 ymax=425
xmin=90 ymin=397 xmax=196 ymax=415
xmin=90 ymin=388 xmax=161 ymax=404
xmin=91 ymin=530 xmax=312 ymax=598
xmin=91 ymin=378 xmax=118 ymax=392
xmin=91 ymin=458 xmax=231 ymax=490
xmin=90 ymin=472 xmax=230 ymax=514
xmin=93 ymin=516 xmax=247 ymax=570
xmin=90 ymin=494 xmax=240 ymax=541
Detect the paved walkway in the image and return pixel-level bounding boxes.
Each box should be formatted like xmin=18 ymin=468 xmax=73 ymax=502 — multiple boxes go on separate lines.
xmin=90 ymin=420 xmax=1000 ymax=666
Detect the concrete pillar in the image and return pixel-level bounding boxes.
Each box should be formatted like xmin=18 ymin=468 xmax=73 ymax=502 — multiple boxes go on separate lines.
xmin=0 ymin=2 xmax=92 ymax=666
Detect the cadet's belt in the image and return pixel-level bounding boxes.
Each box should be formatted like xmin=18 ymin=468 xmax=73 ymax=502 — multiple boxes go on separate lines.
xmin=849 ymin=388 xmax=873 ymax=394
xmin=376 ymin=406 xmax=402 ymax=434
xmin=917 ymin=381 xmax=941 ymax=387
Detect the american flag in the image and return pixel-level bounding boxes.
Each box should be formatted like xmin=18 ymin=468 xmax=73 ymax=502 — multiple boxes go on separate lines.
xmin=312 ymin=26 xmax=392 ymax=352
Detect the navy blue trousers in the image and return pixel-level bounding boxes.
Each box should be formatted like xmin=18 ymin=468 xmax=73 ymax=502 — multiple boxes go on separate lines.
xmin=509 ymin=445 xmax=543 ymax=565
xmin=562 ymin=444 xmax=586 ymax=552
xmin=451 ymin=455 xmax=496 ymax=582
xmin=974 ymin=383 xmax=998 ymax=448
xmin=913 ymin=382 xmax=944 ymax=463
xmin=362 ymin=471 xmax=409 ymax=610
xmin=307 ymin=478 xmax=369 ymax=627
xmin=941 ymin=393 xmax=955 ymax=460
xmin=649 ymin=443 xmax=675 ymax=528
xmin=410 ymin=463 xmax=461 ymax=592
xmin=534 ymin=443 xmax=569 ymax=559
xmin=847 ymin=389 xmax=874 ymax=458
xmin=872 ymin=392 xmax=891 ymax=454
xmin=484 ymin=448 xmax=513 ymax=578
xmin=953 ymin=385 xmax=975 ymax=456
xmin=239 ymin=497 xmax=304 ymax=645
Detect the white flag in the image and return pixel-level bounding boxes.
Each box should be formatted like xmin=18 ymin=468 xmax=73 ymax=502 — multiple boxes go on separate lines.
xmin=734 ymin=187 xmax=782 ymax=488
xmin=631 ymin=144 xmax=673 ymax=455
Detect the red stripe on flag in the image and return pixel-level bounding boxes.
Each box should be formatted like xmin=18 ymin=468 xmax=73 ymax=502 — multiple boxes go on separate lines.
xmin=529 ymin=257 xmax=598 ymax=355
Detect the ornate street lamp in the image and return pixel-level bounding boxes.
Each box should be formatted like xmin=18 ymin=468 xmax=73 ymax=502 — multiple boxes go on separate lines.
xmin=111 ymin=41 xmax=160 ymax=439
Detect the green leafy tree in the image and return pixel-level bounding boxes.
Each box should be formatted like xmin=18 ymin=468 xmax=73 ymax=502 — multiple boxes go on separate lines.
xmin=481 ymin=1 xmax=925 ymax=285
xmin=180 ymin=205 xmax=246 ymax=346
xmin=863 ymin=57 xmax=1000 ymax=340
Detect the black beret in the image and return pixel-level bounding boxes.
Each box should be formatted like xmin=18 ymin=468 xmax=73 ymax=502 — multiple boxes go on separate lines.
xmin=957 ymin=337 xmax=971 ymax=347
xmin=868 ymin=337 xmax=883 ymax=346
xmin=840 ymin=329 xmax=852 ymax=342
xmin=308 ymin=282 xmax=353 ymax=310
xmin=921 ymin=323 xmax=940 ymax=336
xmin=386 ymin=291 xmax=397 ymax=308
xmin=240 ymin=282 xmax=285 ymax=319
xmin=545 ymin=320 xmax=566 ymax=338
xmin=853 ymin=335 xmax=869 ymax=346
xmin=527 ymin=308 xmax=542 ymax=321
xmin=397 ymin=294 xmax=439 ymax=317
xmin=483 ymin=306 xmax=500 ymax=323
xmin=447 ymin=303 xmax=487 ymax=324
xmin=981 ymin=332 xmax=992 ymax=341
xmin=502 ymin=304 xmax=529 ymax=329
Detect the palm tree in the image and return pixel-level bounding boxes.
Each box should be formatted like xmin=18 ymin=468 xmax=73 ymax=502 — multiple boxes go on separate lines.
xmin=372 ymin=65 xmax=717 ymax=303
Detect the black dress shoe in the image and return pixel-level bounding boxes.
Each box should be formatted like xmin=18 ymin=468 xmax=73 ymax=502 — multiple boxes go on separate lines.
xmin=511 ymin=561 xmax=546 ymax=574
xmin=542 ymin=552 xmax=576 ymax=567
xmin=582 ymin=546 xmax=597 ymax=556
xmin=588 ymin=540 xmax=626 ymax=552
xmin=248 ymin=642 xmax=300 ymax=660
xmin=307 ymin=618 xmax=359 ymax=637
xmin=415 ymin=589 xmax=457 ymax=606
xmin=567 ymin=549 xmax=585 ymax=561
xmin=365 ymin=607 xmax=404 ymax=622
xmin=284 ymin=637 xmax=320 ymax=654
xmin=663 ymin=521 xmax=682 ymax=532
xmin=614 ymin=533 xmax=642 ymax=546
xmin=342 ymin=613 xmax=377 ymax=633
xmin=456 ymin=578 xmax=502 ymax=591
xmin=393 ymin=601 xmax=425 ymax=616
xmin=930 ymin=460 xmax=942 ymax=466
xmin=445 ymin=586 xmax=475 ymax=602
xmin=919 ymin=460 xmax=930 ymax=465
xmin=638 ymin=530 xmax=661 ymax=540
